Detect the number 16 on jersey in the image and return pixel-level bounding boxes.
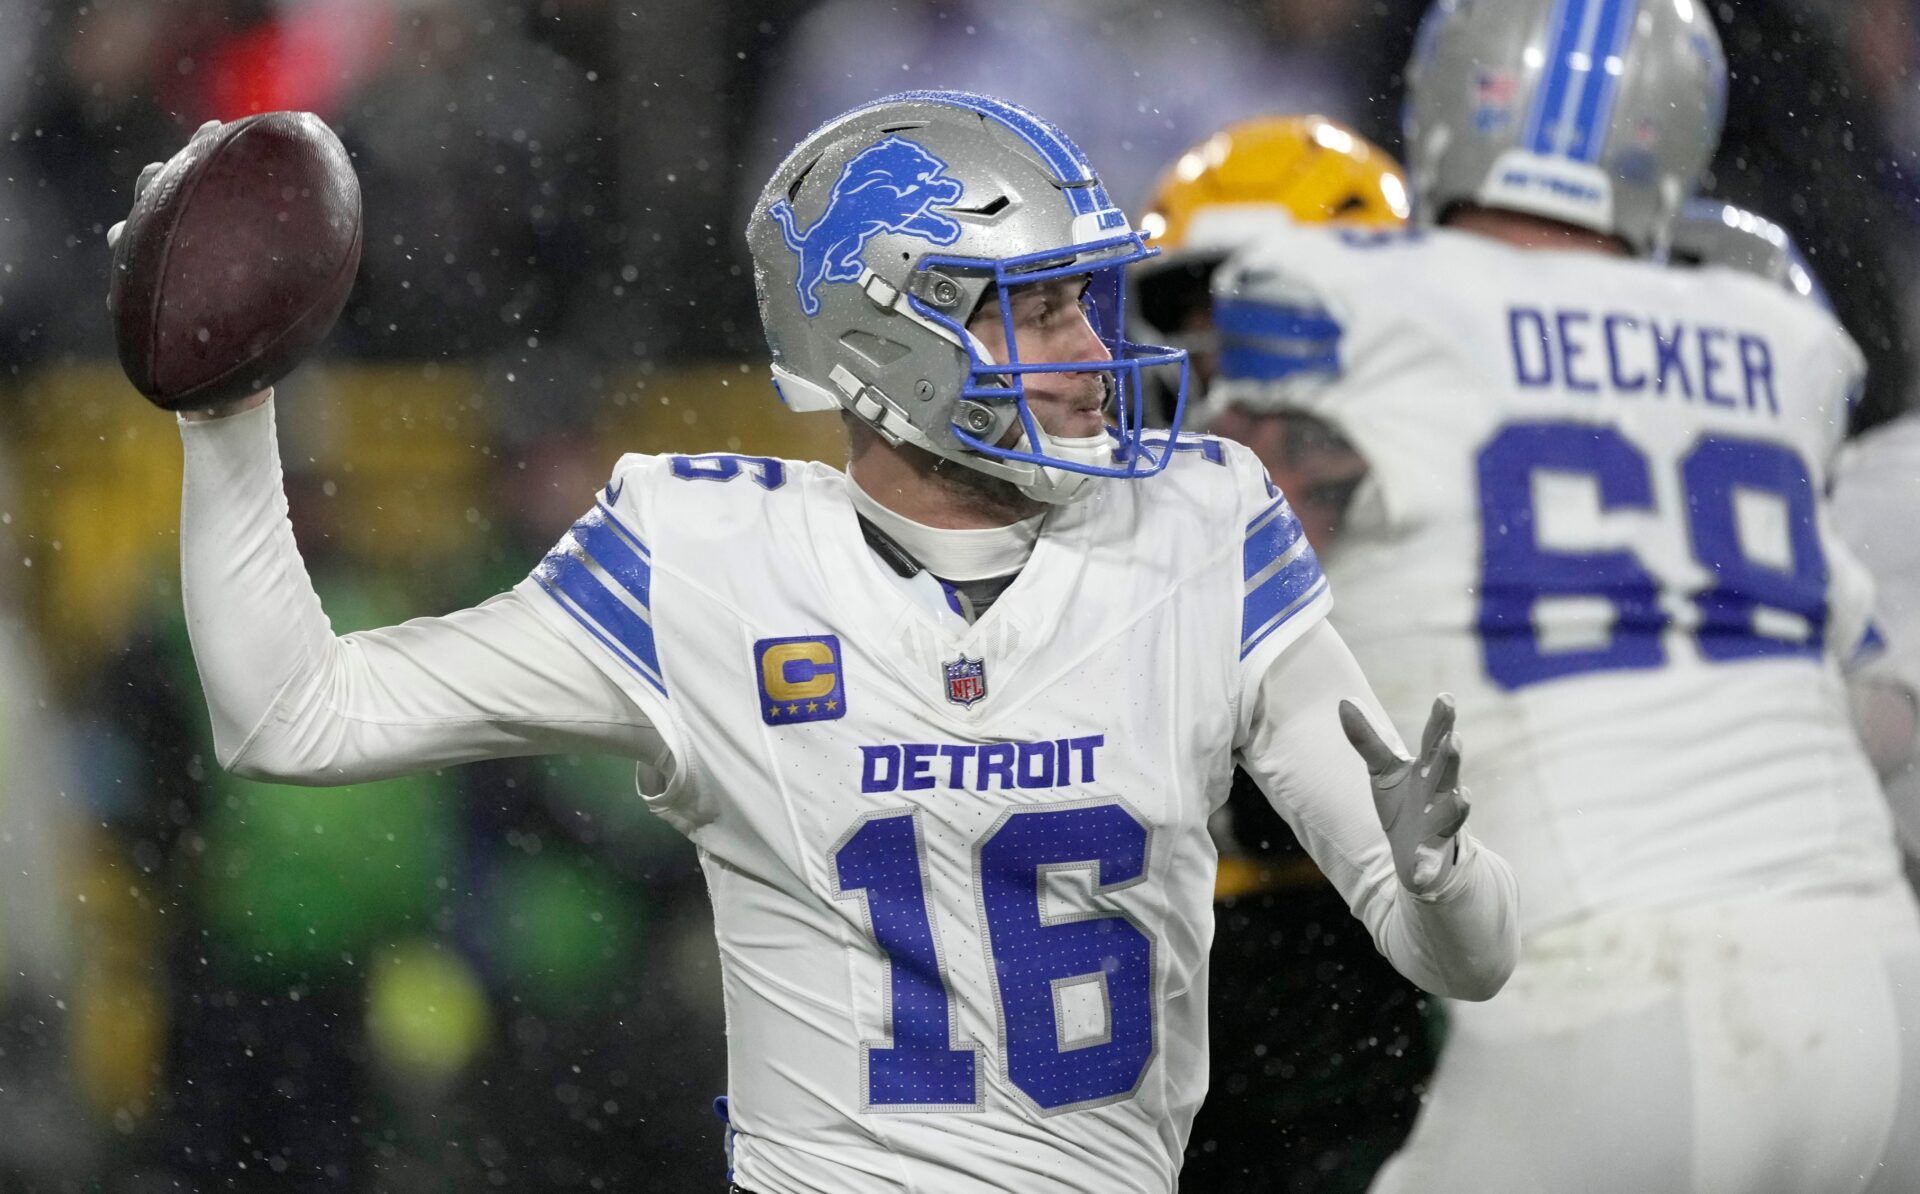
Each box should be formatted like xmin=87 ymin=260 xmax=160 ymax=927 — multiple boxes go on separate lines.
xmin=833 ymin=800 xmax=1157 ymax=1114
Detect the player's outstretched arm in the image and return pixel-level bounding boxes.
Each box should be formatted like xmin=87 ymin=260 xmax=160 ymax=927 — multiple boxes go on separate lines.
xmin=105 ymin=140 xmax=666 ymax=787
xmin=1236 ymin=621 xmax=1520 ymax=1000
xmin=178 ymin=394 xmax=669 ymax=786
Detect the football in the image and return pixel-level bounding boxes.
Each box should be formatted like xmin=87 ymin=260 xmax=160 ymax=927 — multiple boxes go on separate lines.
xmin=109 ymin=111 xmax=362 ymax=411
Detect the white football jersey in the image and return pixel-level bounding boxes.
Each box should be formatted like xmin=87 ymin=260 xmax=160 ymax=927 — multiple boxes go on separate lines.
xmin=1835 ymin=414 xmax=1920 ymax=686
xmin=1833 ymin=413 xmax=1920 ymax=853
xmin=512 ymin=441 xmax=1329 ymax=1193
xmin=1212 ymin=225 xmax=1901 ymax=935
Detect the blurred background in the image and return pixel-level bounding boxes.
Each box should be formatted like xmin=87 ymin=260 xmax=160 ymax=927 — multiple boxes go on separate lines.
xmin=0 ymin=0 xmax=1916 ymax=1189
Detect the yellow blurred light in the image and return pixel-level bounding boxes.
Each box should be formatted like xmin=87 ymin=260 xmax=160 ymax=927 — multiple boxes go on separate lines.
xmin=1311 ymin=122 xmax=1356 ymax=156
xmin=1380 ymin=172 xmax=1412 ymax=220
xmin=366 ymin=939 xmax=490 ymax=1087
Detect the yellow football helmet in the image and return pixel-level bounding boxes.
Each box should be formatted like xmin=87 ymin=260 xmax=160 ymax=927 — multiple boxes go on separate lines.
xmin=1130 ymin=116 xmax=1409 ymax=398
xmin=1140 ymin=114 xmax=1410 ymax=252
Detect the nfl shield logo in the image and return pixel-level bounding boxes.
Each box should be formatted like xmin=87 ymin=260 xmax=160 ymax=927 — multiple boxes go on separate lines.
xmin=944 ymin=657 xmax=987 ymax=708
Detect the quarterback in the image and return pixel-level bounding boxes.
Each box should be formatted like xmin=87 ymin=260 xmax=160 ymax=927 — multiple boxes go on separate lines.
xmin=115 ymin=93 xmax=1517 ymax=1192
xmin=1207 ymin=2 xmax=1920 ymax=1191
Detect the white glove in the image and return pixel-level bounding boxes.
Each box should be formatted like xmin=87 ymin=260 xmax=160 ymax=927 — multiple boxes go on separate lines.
xmin=106 ymin=119 xmax=223 ymax=256
xmin=1341 ymin=694 xmax=1471 ymax=894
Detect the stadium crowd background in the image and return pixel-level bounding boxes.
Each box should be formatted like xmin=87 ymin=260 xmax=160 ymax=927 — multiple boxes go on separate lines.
xmin=0 ymin=0 xmax=1915 ymax=1189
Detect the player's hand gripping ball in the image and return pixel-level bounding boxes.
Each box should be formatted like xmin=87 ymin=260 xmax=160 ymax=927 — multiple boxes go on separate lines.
xmin=107 ymin=113 xmax=362 ymax=411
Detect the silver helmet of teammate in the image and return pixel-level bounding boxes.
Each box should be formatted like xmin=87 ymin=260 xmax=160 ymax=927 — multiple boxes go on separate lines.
xmin=1669 ymin=198 xmax=1831 ymax=307
xmin=1403 ymin=0 xmax=1728 ymax=256
xmin=748 ymin=91 xmax=1189 ymax=505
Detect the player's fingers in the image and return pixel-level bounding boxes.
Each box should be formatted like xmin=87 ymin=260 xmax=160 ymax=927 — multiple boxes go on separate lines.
xmin=106 ymin=220 xmax=125 ymax=249
xmin=1431 ymin=785 xmax=1471 ymax=840
xmin=134 ymin=161 xmax=162 ymax=199
xmin=1340 ymin=699 xmax=1402 ymax=776
xmin=1418 ymin=693 xmax=1456 ymax=763
xmin=1430 ymin=731 xmax=1462 ymax=795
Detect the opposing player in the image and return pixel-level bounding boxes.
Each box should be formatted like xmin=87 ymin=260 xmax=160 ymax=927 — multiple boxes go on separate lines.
xmin=1132 ymin=116 xmax=1438 ymax=1191
xmin=118 ymin=92 xmax=1518 ymax=1193
xmin=1206 ymin=4 xmax=1920 ymax=1190
xmin=1128 ymin=114 xmax=1409 ymax=424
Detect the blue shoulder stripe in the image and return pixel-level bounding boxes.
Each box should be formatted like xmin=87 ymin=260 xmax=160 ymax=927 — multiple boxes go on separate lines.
xmin=1213 ymin=298 xmax=1342 ymax=342
xmin=1244 ymin=496 xmax=1305 ymax=580
xmin=532 ymin=507 xmax=665 ymax=696
xmin=1218 ymin=343 xmax=1340 ymax=383
xmin=1241 ymin=496 xmax=1328 ymax=658
xmin=575 ymin=505 xmax=653 ymax=600
xmin=1214 ymin=297 xmax=1343 ymax=383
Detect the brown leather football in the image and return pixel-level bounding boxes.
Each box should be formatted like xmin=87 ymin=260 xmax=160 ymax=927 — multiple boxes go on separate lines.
xmin=109 ymin=111 xmax=362 ymax=411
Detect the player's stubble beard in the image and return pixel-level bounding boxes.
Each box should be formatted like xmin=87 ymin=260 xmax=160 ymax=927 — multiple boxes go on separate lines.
xmin=924 ymin=450 xmax=1039 ymax=524
xmin=843 ymin=369 xmax=1111 ymax=526
xmin=844 ymin=412 xmax=1041 ymax=525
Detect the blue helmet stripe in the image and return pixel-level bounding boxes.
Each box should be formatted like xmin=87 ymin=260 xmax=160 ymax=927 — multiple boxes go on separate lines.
xmin=949 ymin=92 xmax=1104 ymax=213
xmin=1523 ymin=0 xmax=1591 ymax=155
xmin=1567 ymin=0 xmax=1640 ymax=162
xmin=883 ymin=90 xmax=1114 ymax=218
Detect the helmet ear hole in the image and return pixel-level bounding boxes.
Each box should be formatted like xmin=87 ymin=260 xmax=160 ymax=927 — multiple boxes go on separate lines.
xmin=948 ymin=195 xmax=1012 ymax=219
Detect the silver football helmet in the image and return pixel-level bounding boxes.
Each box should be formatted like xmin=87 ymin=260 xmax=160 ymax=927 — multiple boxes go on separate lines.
xmin=1403 ymin=0 xmax=1728 ymax=256
xmin=1669 ymin=198 xmax=1830 ymax=307
xmin=748 ymin=91 xmax=1189 ymax=505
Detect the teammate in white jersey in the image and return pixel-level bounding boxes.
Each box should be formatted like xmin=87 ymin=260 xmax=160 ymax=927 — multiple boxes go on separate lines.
xmin=1668 ymin=198 xmax=1920 ymax=837
xmin=115 ymin=93 xmax=1518 ymax=1193
xmin=1835 ymin=415 xmax=1920 ymax=851
xmin=1132 ymin=115 xmax=1443 ymax=1191
xmin=1206 ymin=4 xmax=1920 ymax=1191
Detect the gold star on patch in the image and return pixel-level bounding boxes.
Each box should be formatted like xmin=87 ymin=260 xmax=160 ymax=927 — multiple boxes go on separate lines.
xmin=825 ymin=698 xmax=838 ymax=710
xmin=806 ymin=701 xmax=819 ymax=713
xmin=769 ymin=704 xmax=782 ymax=718
xmin=787 ymin=703 xmax=800 ymax=714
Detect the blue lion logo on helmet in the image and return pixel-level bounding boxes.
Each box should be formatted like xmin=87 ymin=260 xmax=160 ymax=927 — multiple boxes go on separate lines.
xmin=768 ymin=135 xmax=966 ymax=318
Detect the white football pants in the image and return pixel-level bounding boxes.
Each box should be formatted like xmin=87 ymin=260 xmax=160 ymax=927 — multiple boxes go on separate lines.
xmin=1371 ymin=889 xmax=1920 ymax=1194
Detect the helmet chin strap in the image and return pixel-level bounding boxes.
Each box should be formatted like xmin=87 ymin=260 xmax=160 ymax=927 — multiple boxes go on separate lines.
xmin=1008 ymin=373 xmax=1117 ymax=504
xmin=1008 ymin=426 xmax=1110 ymax=505
xmin=949 ymin=327 xmax=1115 ymax=506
